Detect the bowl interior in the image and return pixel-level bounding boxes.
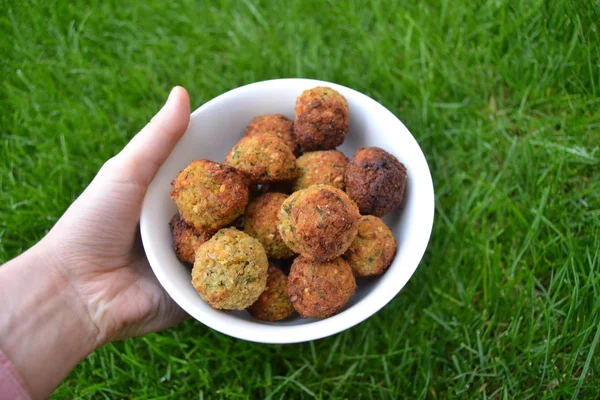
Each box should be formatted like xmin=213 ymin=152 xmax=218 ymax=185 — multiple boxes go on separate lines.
xmin=140 ymin=78 xmax=434 ymax=343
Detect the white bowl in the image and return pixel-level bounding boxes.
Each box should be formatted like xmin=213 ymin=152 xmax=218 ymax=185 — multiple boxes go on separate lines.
xmin=140 ymin=78 xmax=434 ymax=344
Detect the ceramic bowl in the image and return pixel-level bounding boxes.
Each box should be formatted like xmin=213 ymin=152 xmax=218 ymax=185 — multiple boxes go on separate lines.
xmin=140 ymin=78 xmax=434 ymax=344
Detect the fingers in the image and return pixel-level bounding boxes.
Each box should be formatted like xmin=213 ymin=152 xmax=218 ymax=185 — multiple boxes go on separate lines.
xmin=130 ymin=283 xmax=191 ymax=339
xmin=158 ymin=295 xmax=192 ymax=330
xmin=111 ymin=86 xmax=191 ymax=187
xmin=138 ymin=258 xmax=191 ymax=334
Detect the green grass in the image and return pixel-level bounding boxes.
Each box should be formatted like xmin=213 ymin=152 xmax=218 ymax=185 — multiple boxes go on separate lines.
xmin=2 ymin=0 xmax=600 ymax=398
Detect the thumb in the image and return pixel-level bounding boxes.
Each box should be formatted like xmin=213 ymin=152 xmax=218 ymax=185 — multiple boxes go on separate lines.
xmin=113 ymin=86 xmax=191 ymax=187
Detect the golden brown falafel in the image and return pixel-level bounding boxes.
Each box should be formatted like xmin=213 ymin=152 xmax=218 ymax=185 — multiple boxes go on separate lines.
xmin=169 ymin=213 xmax=215 ymax=264
xmin=294 ymin=87 xmax=349 ymax=151
xmin=245 ymin=114 xmax=300 ymax=156
xmin=278 ymin=184 xmax=359 ymax=262
xmin=344 ymin=147 xmax=407 ymax=217
xmin=344 ymin=215 xmax=397 ymax=277
xmin=225 ymin=133 xmax=298 ymax=183
xmin=293 ymin=150 xmax=349 ymax=192
xmin=192 ymin=228 xmax=268 ymax=310
xmin=247 ymin=265 xmax=296 ymax=321
xmin=170 ymin=159 xmax=249 ymax=230
xmin=244 ymin=193 xmax=295 ymax=259
xmin=287 ymin=256 xmax=356 ymax=318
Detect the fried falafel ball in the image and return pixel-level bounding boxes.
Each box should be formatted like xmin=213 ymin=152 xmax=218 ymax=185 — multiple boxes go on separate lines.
xmin=287 ymin=256 xmax=356 ymax=318
xmin=344 ymin=215 xmax=397 ymax=277
xmin=293 ymin=150 xmax=349 ymax=192
xmin=247 ymin=264 xmax=296 ymax=321
xmin=278 ymin=184 xmax=359 ymax=262
xmin=245 ymin=114 xmax=300 ymax=156
xmin=192 ymin=228 xmax=268 ymax=310
xmin=171 ymin=159 xmax=249 ymax=231
xmin=225 ymin=133 xmax=298 ymax=183
xmin=294 ymin=87 xmax=349 ymax=151
xmin=169 ymin=213 xmax=215 ymax=264
xmin=244 ymin=193 xmax=295 ymax=259
xmin=344 ymin=147 xmax=407 ymax=217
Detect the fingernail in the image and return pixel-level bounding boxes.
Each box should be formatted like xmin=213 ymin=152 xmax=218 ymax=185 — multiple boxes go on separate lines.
xmin=166 ymin=86 xmax=178 ymax=104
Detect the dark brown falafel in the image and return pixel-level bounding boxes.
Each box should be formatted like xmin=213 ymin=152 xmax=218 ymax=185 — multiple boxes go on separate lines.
xmin=294 ymin=87 xmax=349 ymax=151
xmin=169 ymin=213 xmax=215 ymax=264
xmin=192 ymin=228 xmax=268 ymax=310
xmin=287 ymin=256 xmax=356 ymax=318
xmin=344 ymin=147 xmax=407 ymax=217
xmin=245 ymin=114 xmax=300 ymax=156
xmin=278 ymin=184 xmax=359 ymax=262
xmin=171 ymin=159 xmax=249 ymax=230
xmin=344 ymin=215 xmax=397 ymax=277
xmin=293 ymin=150 xmax=348 ymax=192
xmin=244 ymin=193 xmax=295 ymax=259
xmin=247 ymin=265 xmax=296 ymax=321
xmin=225 ymin=133 xmax=298 ymax=183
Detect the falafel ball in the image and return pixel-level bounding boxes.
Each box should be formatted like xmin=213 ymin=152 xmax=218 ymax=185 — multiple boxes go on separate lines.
xmin=294 ymin=87 xmax=349 ymax=151
xmin=247 ymin=265 xmax=296 ymax=321
xmin=171 ymin=159 xmax=249 ymax=230
xmin=287 ymin=256 xmax=356 ymax=318
xmin=244 ymin=193 xmax=295 ymax=259
xmin=169 ymin=213 xmax=215 ymax=264
xmin=245 ymin=114 xmax=300 ymax=156
xmin=278 ymin=184 xmax=359 ymax=262
xmin=293 ymin=150 xmax=349 ymax=192
xmin=192 ymin=228 xmax=268 ymax=310
xmin=225 ymin=133 xmax=298 ymax=183
xmin=344 ymin=147 xmax=407 ymax=217
xmin=344 ymin=215 xmax=397 ymax=277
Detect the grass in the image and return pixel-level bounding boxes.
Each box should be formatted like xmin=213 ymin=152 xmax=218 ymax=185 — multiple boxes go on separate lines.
xmin=1 ymin=0 xmax=599 ymax=398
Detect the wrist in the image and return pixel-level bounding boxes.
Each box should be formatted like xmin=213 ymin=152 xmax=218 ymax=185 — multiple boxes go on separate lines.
xmin=0 ymin=239 xmax=99 ymax=399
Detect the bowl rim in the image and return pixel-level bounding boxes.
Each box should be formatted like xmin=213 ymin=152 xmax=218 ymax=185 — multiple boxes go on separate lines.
xmin=140 ymin=78 xmax=435 ymax=344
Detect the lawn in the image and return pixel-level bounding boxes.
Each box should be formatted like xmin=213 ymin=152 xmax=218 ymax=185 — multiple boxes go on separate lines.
xmin=1 ymin=0 xmax=599 ymax=398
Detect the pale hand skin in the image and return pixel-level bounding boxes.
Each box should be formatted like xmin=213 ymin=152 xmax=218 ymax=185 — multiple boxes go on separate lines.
xmin=0 ymin=87 xmax=191 ymax=399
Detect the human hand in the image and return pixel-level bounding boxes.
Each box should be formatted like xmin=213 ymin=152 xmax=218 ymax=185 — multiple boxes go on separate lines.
xmin=0 ymin=86 xmax=191 ymax=399
xmin=47 ymin=86 xmax=191 ymax=343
